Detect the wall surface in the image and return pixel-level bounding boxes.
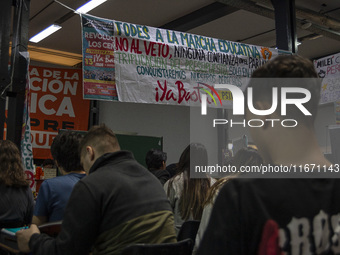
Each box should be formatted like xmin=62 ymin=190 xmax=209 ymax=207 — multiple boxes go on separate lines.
xmin=99 ymin=101 xmax=337 ymax=165
xmin=99 ymin=101 xmax=190 ymax=164
xmin=314 ymin=103 xmax=336 ymax=154
xmin=227 ymin=103 xmax=337 ymax=155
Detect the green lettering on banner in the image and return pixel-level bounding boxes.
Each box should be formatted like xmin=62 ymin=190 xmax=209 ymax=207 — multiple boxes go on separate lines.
xmin=187 ymin=34 xmax=195 ymax=48
xmin=180 ymin=33 xmax=189 ymax=47
xmin=143 ymin=26 xmax=150 ymax=39
xmin=206 ymin=38 xmax=217 ymax=52
xmin=155 ymin=29 xmax=164 ymax=42
xmin=167 ymin=30 xmax=179 ymax=44
xmin=123 ymin=23 xmax=130 ymax=36
xmin=130 ymin=24 xmax=137 ymax=37
xmin=22 ymin=126 xmax=33 ymax=171
xmin=115 ymin=21 xmax=123 ymax=35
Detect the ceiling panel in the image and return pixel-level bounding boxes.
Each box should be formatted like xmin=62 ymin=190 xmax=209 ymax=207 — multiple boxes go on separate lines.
xmin=188 ymin=10 xmax=275 ymax=44
xmin=295 ymin=0 xmax=339 ymax=14
xmin=25 ymin=0 xmax=340 ymax=66
xmin=298 ymin=36 xmax=340 ymax=59
xmin=88 ymin=0 xmax=216 ymax=27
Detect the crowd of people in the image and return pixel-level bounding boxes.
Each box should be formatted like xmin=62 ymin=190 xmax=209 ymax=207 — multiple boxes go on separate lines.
xmin=1 ymin=55 xmax=339 ymax=255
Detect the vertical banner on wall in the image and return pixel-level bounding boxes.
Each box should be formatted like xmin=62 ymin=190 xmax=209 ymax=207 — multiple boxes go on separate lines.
xmin=81 ymin=14 xmax=278 ymax=107
xmin=20 ymin=52 xmax=35 ymax=191
xmin=81 ymin=15 xmax=117 ymax=100
xmin=314 ymin=52 xmax=340 ymax=104
xmin=29 ymin=66 xmax=90 ymax=159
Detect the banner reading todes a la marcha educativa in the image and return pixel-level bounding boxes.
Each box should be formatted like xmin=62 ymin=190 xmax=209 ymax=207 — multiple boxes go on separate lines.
xmin=81 ymin=14 xmax=278 ymax=107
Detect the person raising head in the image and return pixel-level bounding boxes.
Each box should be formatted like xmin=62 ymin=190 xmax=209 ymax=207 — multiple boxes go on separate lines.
xmin=0 ymin=140 xmax=34 ymax=228
xmin=245 ymin=54 xmax=324 ymax=166
xmin=197 ymin=55 xmax=337 ymax=255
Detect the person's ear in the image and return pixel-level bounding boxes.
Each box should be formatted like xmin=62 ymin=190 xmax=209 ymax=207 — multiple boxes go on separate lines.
xmin=162 ymin=161 xmax=166 ymax=170
xmin=86 ymin=146 xmax=95 ymax=161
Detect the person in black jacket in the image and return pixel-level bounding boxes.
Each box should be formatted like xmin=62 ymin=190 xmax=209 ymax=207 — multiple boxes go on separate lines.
xmin=17 ymin=124 xmax=176 ymax=255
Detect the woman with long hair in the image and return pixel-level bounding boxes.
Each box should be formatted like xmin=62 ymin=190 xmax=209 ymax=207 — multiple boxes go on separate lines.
xmin=193 ymin=147 xmax=263 ymax=253
xmin=164 ymin=143 xmax=214 ymax=233
xmin=0 ymin=140 xmax=34 ymax=228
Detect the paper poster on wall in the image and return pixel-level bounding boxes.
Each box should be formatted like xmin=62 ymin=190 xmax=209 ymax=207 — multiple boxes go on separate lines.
xmin=81 ymin=14 xmax=278 ymax=107
xmin=82 ymin=15 xmax=117 ymax=100
xmin=314 ymin=52 xmax=340 ymax=104
xmin=29 ymin=66 xmax=90 ymax=159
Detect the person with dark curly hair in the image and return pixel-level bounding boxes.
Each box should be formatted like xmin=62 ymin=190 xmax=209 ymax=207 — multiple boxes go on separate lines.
xmin=32 ymin=130 xmax=86 ymax=225
xmin=0 ymin=140 xmax=34 ymax=228
xmin=145 ymin=148 xmax=170 ymax=185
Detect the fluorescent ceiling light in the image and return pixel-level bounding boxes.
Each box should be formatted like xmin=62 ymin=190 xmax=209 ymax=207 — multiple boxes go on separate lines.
xmin=29 ymin=24 xmax=62 ymax=43
xmin=76 ymin=0 xmax=108 ymax=14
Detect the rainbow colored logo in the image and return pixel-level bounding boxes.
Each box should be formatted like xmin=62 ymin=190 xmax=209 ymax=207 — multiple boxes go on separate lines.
xmin=198 ymin=83 xmax=222 ymax=106
xmin=198 ymin=83 xmax=223 ymax=116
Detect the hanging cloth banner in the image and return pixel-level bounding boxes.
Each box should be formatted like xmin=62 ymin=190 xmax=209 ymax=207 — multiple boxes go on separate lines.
xmin=314 ymin=52 xmax=340 ymax=104
xmin=29 ymin=66 xmax=90 ymax=159
xmin=20 ymin=52 xmax=35 ymax=191
xmin=81 ymin=14 xmax=279 ymax=106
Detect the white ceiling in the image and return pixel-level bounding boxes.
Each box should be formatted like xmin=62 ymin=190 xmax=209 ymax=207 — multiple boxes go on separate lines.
xmin=28 ymin=0 xmax=340 ymax=66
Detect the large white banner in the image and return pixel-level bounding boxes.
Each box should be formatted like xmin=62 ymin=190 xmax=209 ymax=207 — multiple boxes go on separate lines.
xmin=82 ymin=15 xmax=279 ymax=107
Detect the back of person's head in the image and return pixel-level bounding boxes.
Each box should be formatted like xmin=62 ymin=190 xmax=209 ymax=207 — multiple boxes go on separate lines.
xmin=42 ymin=158 xmax=54 ymax=168
xmin=166 ymin=163 xmax=178 ymax=178
xmin=79 ymin=124 xmax=120 ymax=158
xmin=51 ymin=131 xmax=84 ymax=173
xmin=145 ymin=149 xmax=167 ymax=170
xmin=178 ymin=143 xmax=208 ymax=175
xmin=232 ymin=147 xmax=263 ymax=168
xmin=247 ymin=54 xmax=320 ymax=127
xmin=251 ymin=55 xmax=318 ymax=79
xmin=170 ymin=143 xmax=210 ymax=221
xmin=0 ymin=140 xmax=28 ymax=188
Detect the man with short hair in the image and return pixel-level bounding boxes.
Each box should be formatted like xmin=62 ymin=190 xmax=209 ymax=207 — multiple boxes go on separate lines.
xmin=33 ymin=131 xmax=86 ymax=225
xmin=145 ymin=149 xmax=170 ymax=185
xmin=197 ymin=55 xmax=339 ymax=255
xmin=17 ymin=124 xmax=176 ymax=255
